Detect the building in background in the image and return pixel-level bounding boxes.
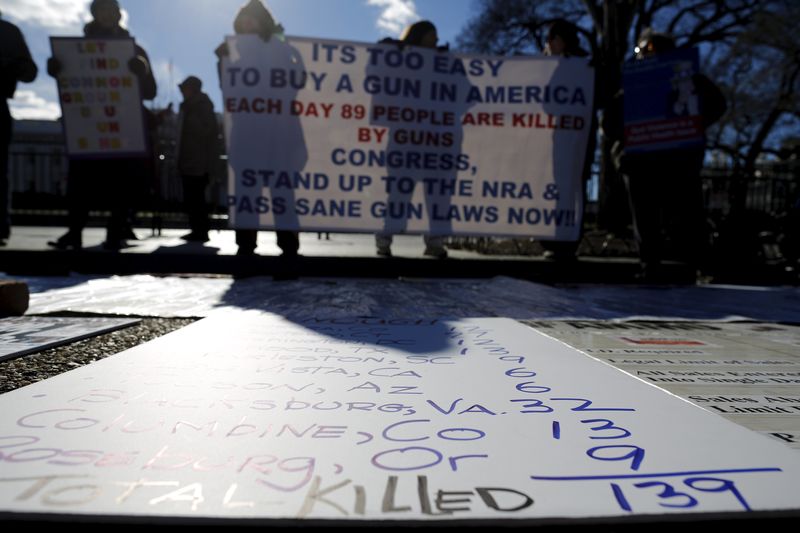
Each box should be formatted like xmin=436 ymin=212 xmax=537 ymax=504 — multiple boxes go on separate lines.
xmin=7 ymin=111 xmax=226 ymax=216
xmin=8 ymin=120 xmax=67 ymax=202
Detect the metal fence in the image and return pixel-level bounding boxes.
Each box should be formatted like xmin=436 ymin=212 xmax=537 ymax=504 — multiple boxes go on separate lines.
xmin=702 ymin=163 xmax=799 ymax=219
xmin=7 ymin=152 xmax=799 ymax=229
xmin=8 ymin=150 xmax=67 ymax=198
xmin=8 ymin=150 xmax=228 ymax=215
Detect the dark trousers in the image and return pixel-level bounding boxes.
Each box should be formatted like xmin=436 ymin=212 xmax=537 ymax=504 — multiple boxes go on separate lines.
xmin=0 ymin=100 xmax=11 ymax=239
xmin=65 ymin=158 xmax=136 ymax=241
xmin=181 ymin=174 xmax=209 ymax=235
xmin=623 ymin=149 xmax=706 ymax=268
xmin=236 ymin=229 xmax=299 ymax=256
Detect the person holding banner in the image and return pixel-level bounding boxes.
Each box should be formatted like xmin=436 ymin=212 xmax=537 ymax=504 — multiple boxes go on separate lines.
xmin=47 ymin=0 xmax=157 ymax=251
xmin=374 ymin=20 xmax=453 ymax=260
xmin=216 ymin=0 xmax=301 ymax=258
xmin=0 ymin=11 xmax=38 ymax=246
xmin=540 ymin=19 xmax=594 ymax=263
xmin=605 ymin=30 xmax=726 ymax=282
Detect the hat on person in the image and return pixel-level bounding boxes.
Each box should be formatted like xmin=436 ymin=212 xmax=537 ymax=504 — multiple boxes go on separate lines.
xmin=178 ymin=76 xmax=202 ymax=91
xmin=400 ymin=20 xmax=437 ymax=46
xmin=90 ymin=0 xmax=120 ymax=17
xmin=548 ymin=20 xmax=579 ymax=50
xmin=635 ymin=28 xmax=676 ymax=58
xmin=234 ymin=0 xmax=279 ymax=38
xmin=546 ymin=18 xmax=588 ymax=57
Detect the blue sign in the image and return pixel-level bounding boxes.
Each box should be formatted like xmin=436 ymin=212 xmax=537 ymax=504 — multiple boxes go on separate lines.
xmin=623 ymin=47 xmax=704 ymax=152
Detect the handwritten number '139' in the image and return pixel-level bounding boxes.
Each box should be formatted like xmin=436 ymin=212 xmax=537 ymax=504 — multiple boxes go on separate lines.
xmin=612 ymin=477 xmax=752 ymax=512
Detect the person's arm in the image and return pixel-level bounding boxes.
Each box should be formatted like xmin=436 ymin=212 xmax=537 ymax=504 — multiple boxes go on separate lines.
xmin=46 ymin=56 xmax=62 ymax=77
xmin=214 ymin=42 xmax=228 ymax=87
xmin=197 ymin=97 xmax=219 ymax=137
xmin=694 ymin=73 xmax=727 ymax=129
xmin=130 ymin=44 xmax=157 ymax=100
xmin=11 ymin=26 xmax=37 ymax=83
xmin=601 ymin=89 xmax=624 ymax=143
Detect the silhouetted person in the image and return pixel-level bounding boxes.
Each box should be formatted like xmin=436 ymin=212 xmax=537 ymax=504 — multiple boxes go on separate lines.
xmin=785 ymin=192 xmax=800 ymax=275
xmin=47 ymin=0 xmax=157 ymax=251
xmin=540 ymin=19 xmax=594 ymax=263
xmin=0 ymin=10 xmax=38 ymax=246
xmin=177 ymin=75 xmax=218 ymax=243
xmin=217 ymin=0 xmax=303 ymax=257
xmin=604 ymin=29 xmax=726 ymax=281
xmin=373 ymin=20 xmax=463 ymax=259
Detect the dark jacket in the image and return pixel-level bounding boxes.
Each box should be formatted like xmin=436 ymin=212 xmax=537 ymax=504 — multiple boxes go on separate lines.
xmin=0 ymin=18 xmax=38 ymax=99
xmin=82 ymin=21 xmax=157 ymax=100
xmin=177 ymin=92 xmax=219 ymax=176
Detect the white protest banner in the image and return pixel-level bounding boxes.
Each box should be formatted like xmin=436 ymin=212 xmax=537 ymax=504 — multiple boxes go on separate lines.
xmin=50 ymin=37 xmax=147 ymax=157
xmin=222 ymin=36 xmax=594 ymax=239
xmin=1 ymin=312 xmax=800 ymax=523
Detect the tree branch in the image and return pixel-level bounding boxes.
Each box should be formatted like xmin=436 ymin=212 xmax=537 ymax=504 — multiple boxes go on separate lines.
xmin=581 ymin=0 xmax=603 ymax=33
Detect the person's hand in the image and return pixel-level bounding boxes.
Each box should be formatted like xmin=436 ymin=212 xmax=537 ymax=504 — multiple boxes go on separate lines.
xmin=46 ymin=57 xmax=62 ymax=77
xmin=379 ymin=37 xmax=405 ymax=50
xmin=214 ymin=42 xmax=230 ymax=58
xmin=128 ymin=56 xmax=147 ymax=77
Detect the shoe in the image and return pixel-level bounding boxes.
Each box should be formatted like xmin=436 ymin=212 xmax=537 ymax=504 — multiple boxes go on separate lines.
xmin=542 ymin=250 xmax=577 ymax=262
xmin=635 ymin=262 xmax=689 ymax=284
xmin=377 ymin=245 xmax=392 ymax=257
xmin=181 ymin=231 xmax=209 ymax=243
xmin=424 ymin=246 xmax=448 ymax=259
xmin=48 ymin=232 xmax=82 ymax=250
xmin=102 ymin=239 xmax=124 ymax=251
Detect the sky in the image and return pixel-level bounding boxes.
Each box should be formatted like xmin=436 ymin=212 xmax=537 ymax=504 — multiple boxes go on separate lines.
xmin=2 ymin=0 xmax=477 ymax=120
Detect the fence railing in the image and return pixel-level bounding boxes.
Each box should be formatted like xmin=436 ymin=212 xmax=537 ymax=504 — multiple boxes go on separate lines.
xmin=7 ymin=150 xmax=68 ymax=197
xmin=702 ymin=164 xmax=799 ymax=219
xmin=8 ymin=150 xmax=227 ymax=213
xmin=8 ymin=152 xmax=799 ymax=228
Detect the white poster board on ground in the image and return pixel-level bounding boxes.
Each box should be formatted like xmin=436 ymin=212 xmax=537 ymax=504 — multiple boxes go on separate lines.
xmin=525 ymin=320 xmax=800 ymax=450
xmin=0 ymin=316 xmax=139 ymax=362
xmin=222 ymin=36 xmax=593 ymax=239
xmin=50 ymin=37 xmax=147 ymax=157
xmin=1 ymin=312 xmax=799 ymax=523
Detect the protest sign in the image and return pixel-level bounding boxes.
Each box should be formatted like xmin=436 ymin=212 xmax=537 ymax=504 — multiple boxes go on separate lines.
xmin=1 ymin=312 xmax=800 ymax=523
xmin=623 ymin=47 xmax=705 ymax=152
xmin=50 ymin=37 xmax=147 ymax=157
xmin=222 ymin=36 xmax=594 ymax=240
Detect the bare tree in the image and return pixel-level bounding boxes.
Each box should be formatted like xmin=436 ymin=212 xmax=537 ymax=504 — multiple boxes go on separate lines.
xmin=457 ymin=0 xmax=766 ymax=231
xmin=706 ymin=0 xmax=800 ymax=176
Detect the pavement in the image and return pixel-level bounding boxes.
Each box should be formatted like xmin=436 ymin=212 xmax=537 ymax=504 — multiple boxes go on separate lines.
xmin=0 ymin=225 xmax=649 ymax=282
xmin=1 ymin=226 xmax=800 ymax=527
